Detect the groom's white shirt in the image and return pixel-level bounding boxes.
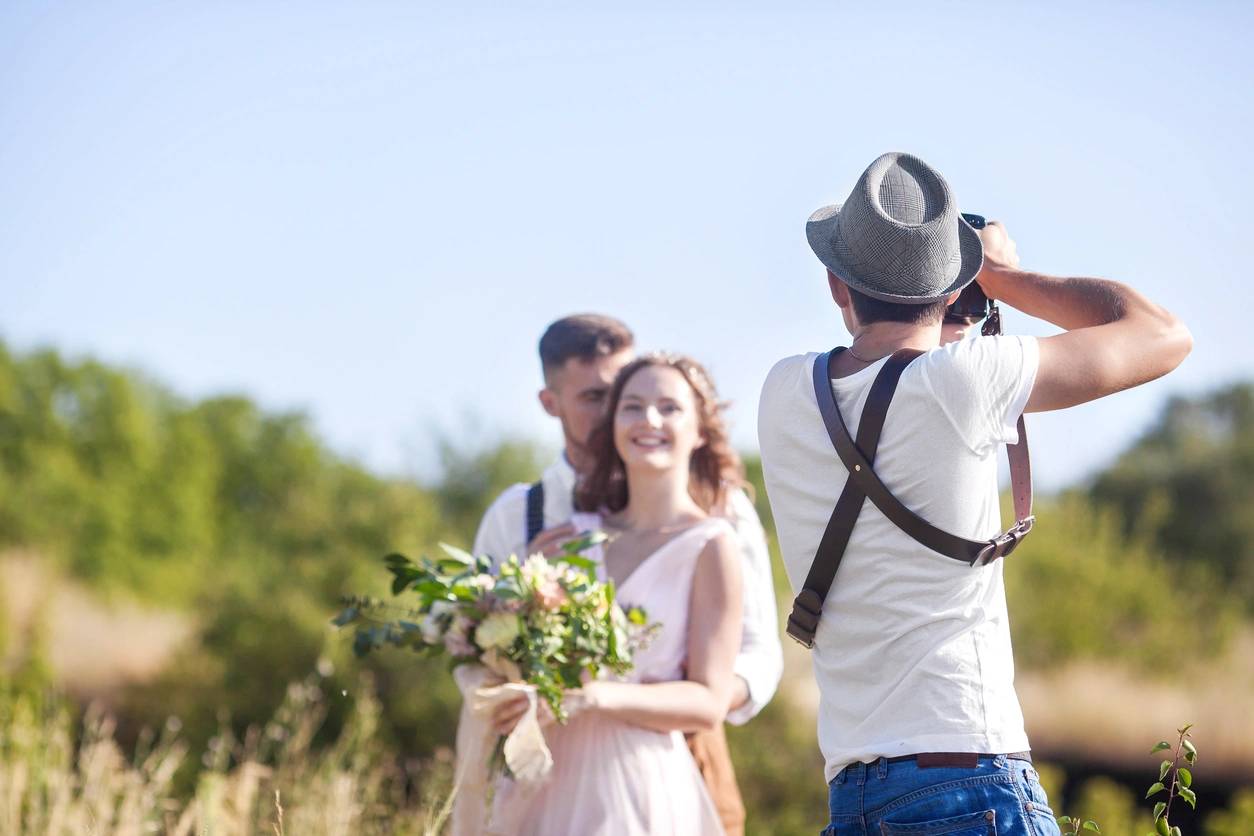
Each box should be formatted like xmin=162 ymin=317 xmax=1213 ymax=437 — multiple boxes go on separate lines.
xmin=473 ymin=454 xmax=783 ymax=725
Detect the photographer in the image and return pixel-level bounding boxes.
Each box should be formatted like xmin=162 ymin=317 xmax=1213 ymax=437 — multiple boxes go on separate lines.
xmin=757 ymin=152 xmax=1191 ymax=835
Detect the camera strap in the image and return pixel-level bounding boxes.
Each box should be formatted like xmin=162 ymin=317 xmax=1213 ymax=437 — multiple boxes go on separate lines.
xmin=786 ymin=346 xmax=1035 ymax=649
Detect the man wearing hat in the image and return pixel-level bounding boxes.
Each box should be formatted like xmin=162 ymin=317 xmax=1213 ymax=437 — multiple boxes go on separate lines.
xmin=757 ymin=152 xmax=1191 ymax=834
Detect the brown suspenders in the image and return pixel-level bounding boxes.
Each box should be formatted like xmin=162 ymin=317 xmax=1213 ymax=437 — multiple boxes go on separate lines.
xmin=786 ymin=347 xmax=1035 ymax=649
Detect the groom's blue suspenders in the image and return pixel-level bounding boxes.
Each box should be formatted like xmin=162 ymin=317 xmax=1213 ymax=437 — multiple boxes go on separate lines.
xmin=525 ymin=480 xmax=545 ymax=546
xmin=785 ymin=347 xmax=1035 ymax=649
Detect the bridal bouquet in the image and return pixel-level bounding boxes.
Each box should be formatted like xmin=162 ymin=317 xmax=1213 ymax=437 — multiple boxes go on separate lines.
xmin=332 ymin=533 xmax=657 ymax=723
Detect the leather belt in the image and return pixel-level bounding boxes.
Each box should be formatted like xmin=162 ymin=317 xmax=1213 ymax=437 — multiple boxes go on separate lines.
xmin=883 ymin=751 xmax=1033 ymax=769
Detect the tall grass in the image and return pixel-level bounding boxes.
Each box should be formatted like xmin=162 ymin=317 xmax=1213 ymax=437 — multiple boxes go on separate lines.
xmin=0 ymin=677 xmax=452 ymax=836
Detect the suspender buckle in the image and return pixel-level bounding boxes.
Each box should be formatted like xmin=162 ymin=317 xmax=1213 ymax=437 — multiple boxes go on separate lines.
xmin=785 ymin=589 xmax=824 ymax=648
xmin=975 ymin=516 xmax=1036 ymax=565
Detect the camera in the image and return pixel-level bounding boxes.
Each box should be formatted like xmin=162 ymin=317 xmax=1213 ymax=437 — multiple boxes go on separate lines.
xmin=945 ymin=213 xmax=1002 ymax=336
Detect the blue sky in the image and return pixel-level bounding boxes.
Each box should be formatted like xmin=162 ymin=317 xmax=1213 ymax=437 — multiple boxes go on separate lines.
xmin=3 ymin=1 xmax=1251 ymax=489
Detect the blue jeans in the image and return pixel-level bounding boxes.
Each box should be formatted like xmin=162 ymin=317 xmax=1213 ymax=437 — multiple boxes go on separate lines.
xmin=821 ymin=755 xmax=1062 ymax=835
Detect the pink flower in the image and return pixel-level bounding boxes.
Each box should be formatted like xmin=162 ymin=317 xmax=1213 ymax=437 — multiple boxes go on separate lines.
xmin=443 ymin=615 xmax=476 ymax=657
xmin=535 ymin=578 xmax=568 ymax=611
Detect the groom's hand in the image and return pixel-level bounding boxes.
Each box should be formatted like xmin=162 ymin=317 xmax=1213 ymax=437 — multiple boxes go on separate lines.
xmin=527 ymin=523 xmax=577 ymax=558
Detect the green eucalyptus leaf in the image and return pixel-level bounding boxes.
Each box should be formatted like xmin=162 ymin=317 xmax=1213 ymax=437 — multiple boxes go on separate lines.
xmin=1159 ymin=760 xmax=1171 ymax=780
xmin=1146 ymin=782 xmax=1165 ymax=799
xmin=1150 ymin=741 xmax=1172 ymax=753
xmin=409 ymin=581 xmax=445 ymax=599
xmin=555 ymin=554 xmax=598 ymax=572
xmin=1179 ymin=723 xmax=1193 ymax=734
xmin=1082 ymin=822 xmax=1100 ymax=832
xmin=1182 ymin=740 xmax=1197 ymax=759
xmin=1153 ymin=802 xmax=1166 ymax=820
xmin=1058 ymin=816 xmax=1073 ymax=825
xmin=384 ymin=551 xmax=414 ymax=567
xmin=1179 ymin=787 xmax=1196 ymax=809
xmin=1170 ymin=827 xmax=1181 ymax=836
xmin=1155 ymin=816 xmax=1169 ymax=836
xmin=352 ymin=629 xmax=375 ymax=658
xmin=438 ymin=542 xmax=476 ymax=565
xmin=561 ymin=530 xmax=610 ymax=554
xmin=1178 ymin=767 xmax=1191 ymax=787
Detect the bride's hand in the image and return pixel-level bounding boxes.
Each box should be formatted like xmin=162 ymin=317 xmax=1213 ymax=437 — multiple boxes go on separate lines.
xmin=491 ymin=688 xmax=593 ymax=736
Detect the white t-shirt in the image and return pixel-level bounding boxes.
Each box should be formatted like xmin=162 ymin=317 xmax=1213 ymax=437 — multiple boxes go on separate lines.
xmin=757 ymin=335 xmax=1039 ymax=782
xmin=471 ymin=455 xmax=784 ymax=726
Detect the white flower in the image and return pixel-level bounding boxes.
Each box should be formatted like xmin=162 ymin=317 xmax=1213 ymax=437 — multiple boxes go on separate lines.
xmin=468 ymin=573 xmax=494 ymax=593
xmin=521 ymin=555 xmax=557 ymax=587
xmin=421 ymin=600 xmax=456 ymax=645
xmin=475 ymin=611 xmax=522 ymax=651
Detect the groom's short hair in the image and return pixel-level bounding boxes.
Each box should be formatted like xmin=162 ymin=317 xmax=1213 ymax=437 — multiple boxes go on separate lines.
xmin=539 ymin=314 xmax=634 ymax=378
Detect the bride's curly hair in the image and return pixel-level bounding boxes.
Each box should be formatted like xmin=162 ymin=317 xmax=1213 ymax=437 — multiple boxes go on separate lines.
xmin=575 ymin=352 xmax=745 ymax=514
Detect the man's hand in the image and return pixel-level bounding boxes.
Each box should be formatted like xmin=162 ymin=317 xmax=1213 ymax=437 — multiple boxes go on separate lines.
xmin=976 ymin=221 xmax=1020 ymax=295
xmin=526 ymin=523 xmax=576 ymax=558
xmin=965 ymin=220 xmax=1192 ymax=412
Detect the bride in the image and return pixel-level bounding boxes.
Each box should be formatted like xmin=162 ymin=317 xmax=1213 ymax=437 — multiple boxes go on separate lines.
xmin=491 ymin=352 xmax=745 ymax=835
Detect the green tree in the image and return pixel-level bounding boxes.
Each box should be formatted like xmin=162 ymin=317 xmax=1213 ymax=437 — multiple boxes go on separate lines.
xmin=1092 ymin=384 xmax=1254 ymax=607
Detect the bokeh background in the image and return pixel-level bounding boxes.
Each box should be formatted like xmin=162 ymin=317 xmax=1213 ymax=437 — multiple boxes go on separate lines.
xmin=2 ymin=2 xmax=1252 ymax=833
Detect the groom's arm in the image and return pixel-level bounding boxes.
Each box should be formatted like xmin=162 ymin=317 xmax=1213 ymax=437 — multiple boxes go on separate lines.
xmin=472 ymin=484 xmax=530 ymax=568
xmin=723 ymin=488 xmax=784 ymax=725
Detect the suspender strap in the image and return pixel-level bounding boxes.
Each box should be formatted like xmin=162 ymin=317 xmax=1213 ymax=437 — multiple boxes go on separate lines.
xmin=525 ymin=480 xmax=545 ymax=546
xmin=820 ymin=348 xmax=1034 ymax=565
xmin=785 ymin=346 xmax=1036 ymax=649
xmin=786 ymin=349 xmax=919 ymax=648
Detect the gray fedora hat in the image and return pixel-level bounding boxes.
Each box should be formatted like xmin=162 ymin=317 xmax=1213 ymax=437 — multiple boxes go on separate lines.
xmin=806 ymin=152 xmax=983 ymax=304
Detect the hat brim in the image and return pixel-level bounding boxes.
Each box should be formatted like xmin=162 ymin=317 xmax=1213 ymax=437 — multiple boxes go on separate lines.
xmin=806 ymin=204 xmax=984 ymax=304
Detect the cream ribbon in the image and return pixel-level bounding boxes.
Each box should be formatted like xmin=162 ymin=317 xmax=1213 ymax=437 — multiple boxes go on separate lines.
xmin=450 ymin=663 xmax=554 ymax=836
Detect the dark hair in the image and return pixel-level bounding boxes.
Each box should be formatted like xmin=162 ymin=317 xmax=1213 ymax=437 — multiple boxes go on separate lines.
xmin=847 ymin=286 xmax=948 ymax=325
xmin=575 ymin=353 xmax=745 ymax=514
xmin=538 ymin=314 xmax=634 ymax=378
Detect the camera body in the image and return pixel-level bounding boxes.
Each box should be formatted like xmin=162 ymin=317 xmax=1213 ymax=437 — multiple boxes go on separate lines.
xmin=945 ymin=213 xmax=1001 ymax=336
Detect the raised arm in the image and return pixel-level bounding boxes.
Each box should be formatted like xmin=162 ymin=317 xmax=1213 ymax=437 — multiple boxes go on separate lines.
xmin=975 ymin=222 xmax=1193 ymax=412
xmin=580 ymin=529 xmax=744 ymax=734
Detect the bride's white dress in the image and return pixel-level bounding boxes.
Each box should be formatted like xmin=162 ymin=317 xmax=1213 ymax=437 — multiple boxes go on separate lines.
xmin=505 ymin=515 xmax=730 ymax=836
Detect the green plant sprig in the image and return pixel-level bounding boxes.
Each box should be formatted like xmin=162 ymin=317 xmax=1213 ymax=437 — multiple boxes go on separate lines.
xmin=1145 ymin=724 xmax=1198 ymax=836
xmin=1057 ymin=814 xmax=1101 ymax=834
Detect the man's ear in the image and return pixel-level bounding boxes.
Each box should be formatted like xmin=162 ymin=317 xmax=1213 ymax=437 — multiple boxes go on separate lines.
xmin=944 ymin=289 xmax=962 ymax=305
xmin=538 ymin=387 xmax=561 ymax=418
xmin=828 ymin=270 xmax=852 ymax=309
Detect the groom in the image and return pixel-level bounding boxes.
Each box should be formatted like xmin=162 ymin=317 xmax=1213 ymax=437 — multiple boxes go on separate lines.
xmin=473 ymin=313 xmax=783 ymax=836
xmin=758 ymin=152 xmax=1191 ymax=833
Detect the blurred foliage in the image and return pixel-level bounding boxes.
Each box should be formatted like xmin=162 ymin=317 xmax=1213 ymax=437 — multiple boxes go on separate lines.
xmin=1 ymin=337 xmax=1252 ymax=830
xmin=1070 ymin=776 xmax=1155 ymax=835
xmin=1004 ymin=493 xmax=1238 ymax=671
xmin=1207 ymin=788 xmax=1254 ymax=835
xmin=0 ymin=339 xmax=515 ymax=777
xmin=1091 ymin=384 xmax=1254 ymax=608
xmin=0 ymin=675 xmax=451 ymax=835
xmin=726 ymin=695 xmax=828 ymax=834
